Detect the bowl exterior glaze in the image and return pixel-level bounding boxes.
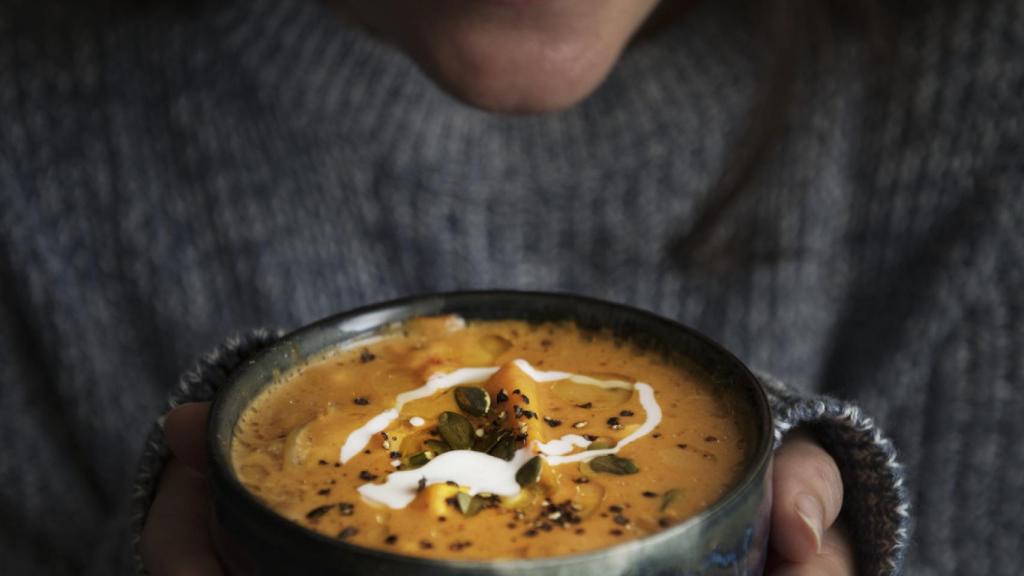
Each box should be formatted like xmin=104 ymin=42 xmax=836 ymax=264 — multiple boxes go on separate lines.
xmin=209 ymin=291 xmax=773 ymax=575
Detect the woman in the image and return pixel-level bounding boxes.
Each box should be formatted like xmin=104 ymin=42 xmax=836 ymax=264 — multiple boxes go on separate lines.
xmin=2 ymin=0 xmax=1019 ymax=573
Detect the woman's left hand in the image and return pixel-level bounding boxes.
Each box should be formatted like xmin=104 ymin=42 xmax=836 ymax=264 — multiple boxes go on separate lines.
xmin=768 ymin=431 xmax=854 ymax=575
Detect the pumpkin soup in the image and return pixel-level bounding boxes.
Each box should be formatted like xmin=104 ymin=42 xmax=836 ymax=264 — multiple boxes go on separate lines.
xmin=230 ymin=315 xmax=748 ymax=560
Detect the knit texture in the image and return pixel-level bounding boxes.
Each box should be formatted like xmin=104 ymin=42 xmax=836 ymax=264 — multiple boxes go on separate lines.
xmin=1 ymin=0 xmax=1021 ymax=573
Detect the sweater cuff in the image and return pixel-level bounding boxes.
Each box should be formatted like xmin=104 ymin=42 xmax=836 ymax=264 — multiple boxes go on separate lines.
xmin=757 ymin=371 xmax=911 ymax=576
xmin=130 ymin=329 xmax=283 ymax=575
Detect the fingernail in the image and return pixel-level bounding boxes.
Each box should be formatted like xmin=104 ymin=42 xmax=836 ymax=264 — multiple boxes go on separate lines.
xmin=795 ymin=494 xmax=823 ymax=554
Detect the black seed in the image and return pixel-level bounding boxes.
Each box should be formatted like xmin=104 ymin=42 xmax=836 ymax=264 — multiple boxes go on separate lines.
xmin=317 ymin=488 xmax=331 ymax=496
xmin=705 ymin=435 xmax=719 ymax=443
xmin=496 ymin=389 xmax=509 ymax=404
xmin=339 ymin=503 xmax=355 ymax=516
xmin=610 ymin=529 xmax=624 ymax=536
xmin=417 ymin=477 xmax=427 ymax=492
xmin=575 ymin=528 xmax=585 ymax=535
xmin=658 ymin=518 xmax=672 ymax=528
xmin=521 ymin=394 xmax=530 ymax=405
xmin=575 ymin=402 xmax=593 ymax=409
xmin=613 ymin=514 xmax=629 ymax=525
xmin=389 ymin=451 xmax=401 ymax=459
xmin=385 ymin=535 xmax=398 ymax=545
xmin=359 ymin=470 xmax=378 ymax=481
xmin=306 ymin=504 xmax=333 ymax=521
xmin=353 ymin=397 xmax=370 ymax=406
xmin=619 ymin=410 xmax=634 ymax=417
xmin=446 ymin=480 xmax=459 ymax=487
xmin=606 ymin=417 xmax=620 ymax=427
xmin=337 ymin=527 xmax=359 ymax=539
xmin=642 ymin=491 xmax=658 ymax=498
xmin=317 ymin=459 xmax=327 ymax=466
xmin=584 ymin=434 xmax=598 ymax=441
xmin=543 ymin=417 xmax=562 ymax=428
xmin=512 ymin=389 xmax=521 ymax=395
xmin=573 ymin=476 xmax=590 ymax=484
xmin=360 ymin=349 xmax=376 ymax=363
xmin=524 ymin=529 xmax=538 ymax=537
xmin=450 ymin=541 xmax=473 ymax=551
xmin=609 ymin=505 xmax=624 ymax=513
xmin=676 ymin=443 xmax=688 ymax=449
xmin=420 ymin=540 xmax=433 ymax=550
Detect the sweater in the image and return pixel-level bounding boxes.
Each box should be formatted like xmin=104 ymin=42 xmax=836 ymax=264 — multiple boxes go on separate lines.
xmin=1 ymin=0 xmax=1021 ymax=573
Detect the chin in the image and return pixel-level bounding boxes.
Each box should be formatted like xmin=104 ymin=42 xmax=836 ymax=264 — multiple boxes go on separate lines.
xmin=408 ymin=25 xmax=620 ymax=114
xmin=377 ymin=0 xmax=660 ymax=114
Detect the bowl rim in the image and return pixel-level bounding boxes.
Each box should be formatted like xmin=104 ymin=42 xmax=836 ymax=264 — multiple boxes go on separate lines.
xmin=208 ymin=289 xmax=774 ymax=570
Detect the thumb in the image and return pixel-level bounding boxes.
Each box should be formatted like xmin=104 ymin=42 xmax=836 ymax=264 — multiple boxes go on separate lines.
xmin=164 ymin=401 xmax=212 ymax=474
xmin=770 ymin=430 xmax=844 ymax=563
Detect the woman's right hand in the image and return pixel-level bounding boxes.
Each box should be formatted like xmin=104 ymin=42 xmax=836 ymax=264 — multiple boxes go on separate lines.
xmin=140 ymin=402 xmax=222 ymax=576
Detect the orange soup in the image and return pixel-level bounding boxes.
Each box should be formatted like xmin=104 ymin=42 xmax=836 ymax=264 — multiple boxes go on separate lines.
xmin=231 ymin=316 xmax=748 ymax=560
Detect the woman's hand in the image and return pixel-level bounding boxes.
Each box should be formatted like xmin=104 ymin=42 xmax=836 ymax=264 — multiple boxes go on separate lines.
xmin=141 ymin=403 xmax=854 ymax=575
xmin=141 ymin=402 xmax=221 ymax=576
xmin=767 ymin=431 xmax=854 ymax=575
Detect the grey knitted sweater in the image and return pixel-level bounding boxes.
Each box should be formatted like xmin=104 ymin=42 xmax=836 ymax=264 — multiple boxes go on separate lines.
xmin=2 ymin=0 xmax=1022 ymax=573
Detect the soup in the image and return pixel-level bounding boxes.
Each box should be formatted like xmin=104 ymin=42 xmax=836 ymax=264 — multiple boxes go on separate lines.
xmin=231 ymin=315 xmax=748 ymax=560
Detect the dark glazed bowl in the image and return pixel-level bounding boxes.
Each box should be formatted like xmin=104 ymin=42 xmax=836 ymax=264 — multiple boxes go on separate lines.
xmin=208 ymin=291 xmax=773 ymax=575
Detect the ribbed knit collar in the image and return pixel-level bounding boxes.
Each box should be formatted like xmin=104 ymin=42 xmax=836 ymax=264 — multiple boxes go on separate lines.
xmin=203 ymin=0 xmax=757 ymax=180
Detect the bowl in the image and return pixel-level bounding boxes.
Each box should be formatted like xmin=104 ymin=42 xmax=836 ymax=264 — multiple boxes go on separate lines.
xmin=208 ymin=291 xmax=773 ymax=575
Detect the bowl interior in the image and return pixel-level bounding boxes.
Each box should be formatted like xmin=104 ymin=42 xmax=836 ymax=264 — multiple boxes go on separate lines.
xmin=208 ymin=290 xmax=773 ymax=572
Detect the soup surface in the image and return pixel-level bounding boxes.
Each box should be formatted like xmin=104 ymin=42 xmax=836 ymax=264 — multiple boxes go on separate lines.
xmin=231 ymin=316 xmax=748 ymax=560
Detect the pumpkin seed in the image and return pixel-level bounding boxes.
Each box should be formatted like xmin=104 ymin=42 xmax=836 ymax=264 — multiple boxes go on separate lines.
xmin=438 ymin=411 xmax=474 ymax=450
xmin=456 ymin=492 xmax=485 ymax=517
xmin=588 ymin=454 xmax=639 ymax=475
xmin=473 ymin=428 xmax=508 ymax=453
xmin=407 ymin=451 xmax=432 ymax=469
xmin=515 ymin=456 xmax=543 ymax=487
xmin=454 ymin=386 xmax=491 ymax=416
xmin=489 ymin=434 xmax=516 ymax=461
xmin=660 ymin=488 xmax=683 ymax=512
xmin=586 ymin=437 xmax=617 ymax=451
xmin=424 ymin=439 xmax=450 ymax=455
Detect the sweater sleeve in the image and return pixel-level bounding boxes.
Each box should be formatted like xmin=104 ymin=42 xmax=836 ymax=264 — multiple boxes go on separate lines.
xmin=130 ymin=336 xmax=910 ymax=575
xmin=757 ymin=371 xmax=910 ymax=576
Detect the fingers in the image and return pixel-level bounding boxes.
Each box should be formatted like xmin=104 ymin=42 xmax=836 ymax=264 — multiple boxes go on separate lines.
xmin=770 ymin=523 xmax=855 ymax=576
xmin=770 ymin=430 xmax=844 ymax=563
xmin=164 ymin=401 xmax=212 ymax=474
xmin=141 ymin=458 xmax=223 ymax=576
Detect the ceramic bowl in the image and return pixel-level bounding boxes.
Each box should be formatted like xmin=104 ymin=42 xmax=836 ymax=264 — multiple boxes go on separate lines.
xmin=208 ymin=291 xmax=773 ymax=575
